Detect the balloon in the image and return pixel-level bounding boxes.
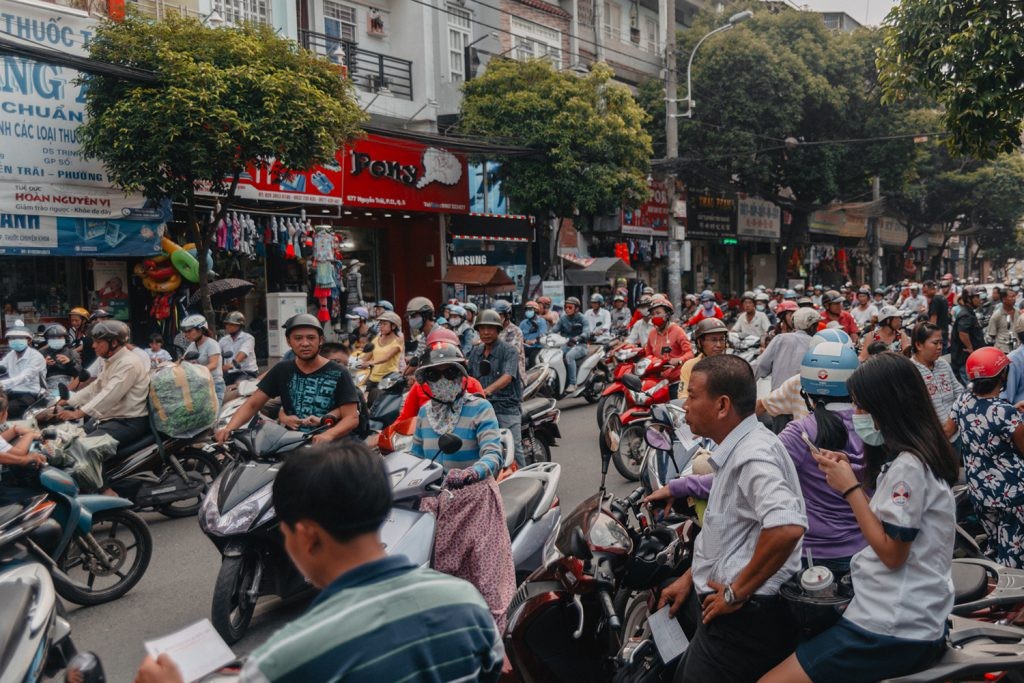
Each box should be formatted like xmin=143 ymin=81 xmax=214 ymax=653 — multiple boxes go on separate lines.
xmin=143 ymin=273 xmax=181 ymax=293
xmin=171 ymin=249 xmax=201 ymax=283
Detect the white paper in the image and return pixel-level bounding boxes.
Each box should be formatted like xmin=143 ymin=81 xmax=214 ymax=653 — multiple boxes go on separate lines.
xmin=648 ymin=605 xmax=689 ymax=663
xmin=144 ymin=619 xmax=236 ymax=683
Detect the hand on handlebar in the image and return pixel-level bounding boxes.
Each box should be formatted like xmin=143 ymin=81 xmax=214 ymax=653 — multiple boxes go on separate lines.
xmin=214 ymin=427 xmax=232 ymax=445
xmin=444 ymin=467 xmax=480 ymax=489
xmin=278 ymin=413 xmax=302 ymax=430
xmin=25 ymin=452 xmax=46 ymax=468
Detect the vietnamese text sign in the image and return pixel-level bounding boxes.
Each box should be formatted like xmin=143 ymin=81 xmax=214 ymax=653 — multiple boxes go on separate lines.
xmin=809 ymin=208 xmax=867 ymax=238
xmin=0 ymin=212 xmax=165 ymax=256
xmin=736 ymin=196 xmax=780 ymax=240
xmin=685 ymin=190 xmax=737 ymax=240
xmin=622 ymin=179 xmax=669 ymax=236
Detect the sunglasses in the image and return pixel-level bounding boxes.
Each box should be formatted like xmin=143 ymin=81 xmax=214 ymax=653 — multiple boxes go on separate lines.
xmin=422 ymin=367 xmax=464 ymax=382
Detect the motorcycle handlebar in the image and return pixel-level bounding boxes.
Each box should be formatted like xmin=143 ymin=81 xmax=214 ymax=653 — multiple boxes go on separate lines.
xmin=599 ymin=590 xmax=620 ymax=631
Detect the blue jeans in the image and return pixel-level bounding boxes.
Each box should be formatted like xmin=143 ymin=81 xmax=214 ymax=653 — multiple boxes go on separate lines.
xmin=564 ymin=344 xmax=588 ymax=386
xmin=495 ymin=410 xmax=524 ymax=468
xmin=214 ymin=378 xmax=225 ymax=406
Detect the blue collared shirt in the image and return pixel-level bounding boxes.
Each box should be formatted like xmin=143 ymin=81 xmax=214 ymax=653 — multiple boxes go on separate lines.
xmin=1002 ymin=346 xmax=1024 ymax=405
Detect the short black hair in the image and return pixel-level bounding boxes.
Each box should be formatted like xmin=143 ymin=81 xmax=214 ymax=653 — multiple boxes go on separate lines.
xmin=691 ymin=354 xmax=756 ymax=417
xmin=866 ymin=341 xmax=889 ymax=356
xmin=149 ymin=333 xmax=164 ymax=344
xmin=320 ymin=341 xmax=349 ymax=357
xmin=273 ymin=441 xmax=392 ymax=542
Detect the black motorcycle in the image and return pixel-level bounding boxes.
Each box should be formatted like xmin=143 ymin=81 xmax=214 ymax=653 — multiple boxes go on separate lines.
xmin=367 ymin=371 xmax=406 ymax=431
xmin=521 ymin=396 xmax=560 ymax=464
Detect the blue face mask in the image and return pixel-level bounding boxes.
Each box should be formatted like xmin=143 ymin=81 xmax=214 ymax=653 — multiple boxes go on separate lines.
xmin=525 ymin=309 xmax=535 ymax=319
xmin=47 ymin=339 xmax=66 ymax=351
xmin=8 ymin=339 xmax=28 ymax=352
xmin=408 ymin=315 xmax=423 ymax=331
xmin=852 ymin=413 xmax=884 ymax=446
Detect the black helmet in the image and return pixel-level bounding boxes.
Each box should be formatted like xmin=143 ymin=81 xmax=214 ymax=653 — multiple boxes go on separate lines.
xmin=44 ymin=324 xmax=68 ymax=339
xmin=89 ymin=309 xmax=112 ymax=322
xmin=282 ymin=313 xmax=324 ymax=335
xmin=91 ymin=320 xmax=129 ymax=344
xmin=414 ymin=342 xmax=468 ymax=381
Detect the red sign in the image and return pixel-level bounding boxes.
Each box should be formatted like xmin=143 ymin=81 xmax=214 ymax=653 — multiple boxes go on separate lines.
xmin=341 ymin=135 xmax=469 ymax=213
xmin=621 ymin=179 xmax=669 ymax=236
xmin=222 ymin=152 xmax=346 ymax=205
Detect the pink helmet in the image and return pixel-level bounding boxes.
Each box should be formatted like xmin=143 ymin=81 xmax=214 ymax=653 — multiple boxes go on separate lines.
xmin=777 ymin=300 xmax=799 ymax=313
xmin=426 ymin=327 xmax=460 ymax=347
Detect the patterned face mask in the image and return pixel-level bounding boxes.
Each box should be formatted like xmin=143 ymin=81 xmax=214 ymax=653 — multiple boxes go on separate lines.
xmin=428 ymin=377 xmax=463 ymax=404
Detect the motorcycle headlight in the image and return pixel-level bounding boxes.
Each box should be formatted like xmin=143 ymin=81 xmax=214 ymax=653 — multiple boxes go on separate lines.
xmin=198 ymin=483 xmax=219 ymax=533
xmin=204 ymin=484 xmax=274 ymax=536
xmin=634 ymin=358 xmax=651 ymax=375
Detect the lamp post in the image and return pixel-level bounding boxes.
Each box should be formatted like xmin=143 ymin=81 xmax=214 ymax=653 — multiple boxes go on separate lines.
xmin=678 ymin=10 xmax=752 ymax=119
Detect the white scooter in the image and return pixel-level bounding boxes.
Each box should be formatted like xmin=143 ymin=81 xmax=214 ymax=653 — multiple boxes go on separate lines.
xmin=382 ymin=431 xmax=562 ymax=582
xmin=533 ymin=332 xmax=611 ymax=403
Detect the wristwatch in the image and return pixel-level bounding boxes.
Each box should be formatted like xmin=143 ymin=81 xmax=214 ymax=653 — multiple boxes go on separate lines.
xmin=723 ymin=584 xmax=740 ymax=606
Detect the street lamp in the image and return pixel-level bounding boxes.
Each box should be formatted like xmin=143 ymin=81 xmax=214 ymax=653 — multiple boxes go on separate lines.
xmin=675 ymin=10 xmax=752 ymax=119
xmin=464 ymin=32 xmax=499 ymax=81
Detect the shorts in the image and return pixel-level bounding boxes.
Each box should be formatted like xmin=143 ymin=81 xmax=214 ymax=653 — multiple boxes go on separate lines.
xmin=795 ymin=617 xmax=944 ymax=683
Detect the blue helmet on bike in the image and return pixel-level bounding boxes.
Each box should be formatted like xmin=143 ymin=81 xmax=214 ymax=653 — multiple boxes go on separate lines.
xmin=800 ymin=342 xmax=858 ymax=398
xmin=811 ymin=329 xmax=853 ymax=349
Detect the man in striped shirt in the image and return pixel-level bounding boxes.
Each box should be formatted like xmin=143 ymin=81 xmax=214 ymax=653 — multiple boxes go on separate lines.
xmin=134 ymin=442 xmax=503 ymax=683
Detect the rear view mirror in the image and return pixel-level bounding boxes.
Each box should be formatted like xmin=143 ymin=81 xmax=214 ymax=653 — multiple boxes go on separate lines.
xmin=58 ymin=384 xmax=70 ymax=401
xmin=645 ymin=426 xmax=672 ymax=451
xmin=183 ymin=350 xmax=200 ymax=361
xmin=438 ymin=432 xmax=463 ymax=455
xmin=622 ymin=373 xmax=643 ymax=392
xmin=222 ymin=351 xmax=234 ymax=359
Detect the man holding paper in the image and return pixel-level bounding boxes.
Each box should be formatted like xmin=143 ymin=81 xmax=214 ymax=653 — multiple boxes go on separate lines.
xmin=135 ymin=441 xmax=504 ymax=683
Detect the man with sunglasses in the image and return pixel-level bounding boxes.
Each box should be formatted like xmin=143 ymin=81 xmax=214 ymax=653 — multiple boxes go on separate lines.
xmin=468 ymin=310 xmax=524 ymax=467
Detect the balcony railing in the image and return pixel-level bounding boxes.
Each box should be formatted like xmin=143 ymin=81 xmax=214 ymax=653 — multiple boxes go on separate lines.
xmin=299 ymin=29 xmax=413 ymax=101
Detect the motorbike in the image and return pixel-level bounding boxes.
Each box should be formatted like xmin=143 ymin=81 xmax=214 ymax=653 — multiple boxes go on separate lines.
xmin=0 ymin=493 xmax=78 ymax=681
xmin=521 ymin=397 xmax=560 ymax=465
xmin=727 ymin=331 xmax=762 ymax=363
xmin=597 ymin=354 xmax=671 ymax=433
xmin=533 ymin=333 xmax=611 ymax=403
xmin=14 ymin=465 xmax=153 ymax=606
xmin=367 ymin=371 xmax=406 ymax=432
xmin=609 ymin=372 xmax=674 ymax=482
xmin=504 ymin=429 xmax=695 ymax=682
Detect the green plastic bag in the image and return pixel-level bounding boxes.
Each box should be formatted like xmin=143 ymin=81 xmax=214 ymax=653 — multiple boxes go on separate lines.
xmin=150 ymin=363 xmax=218 ymax=438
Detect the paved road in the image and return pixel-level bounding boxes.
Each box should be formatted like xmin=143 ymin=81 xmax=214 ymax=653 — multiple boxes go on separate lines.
xmin=66 ymin=398 xmax=635 ymax=681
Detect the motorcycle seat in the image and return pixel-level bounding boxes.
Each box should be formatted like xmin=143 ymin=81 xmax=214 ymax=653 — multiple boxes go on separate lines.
xmin=499 ymin=477 xmax=546 ymax=538
xmin=522 ymin=398 xmax=555 ymax=420
xmin=115 ymin=431 xmax=157 ymax=458
xmin=952 ymin=561 xmax=988 ymax=605
xmin=0 ymin=503 xmax=23 ymax=527
xmin=0 ymin=581 xmax=32 ymax=673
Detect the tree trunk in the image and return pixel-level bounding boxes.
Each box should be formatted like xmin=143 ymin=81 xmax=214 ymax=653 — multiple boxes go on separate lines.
xmin=545 ymin=216 xmax=564 ymax=280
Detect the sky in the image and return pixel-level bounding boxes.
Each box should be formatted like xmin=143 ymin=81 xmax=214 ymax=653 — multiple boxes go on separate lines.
xmin=795 ymin=0 xmax=898 ymax=26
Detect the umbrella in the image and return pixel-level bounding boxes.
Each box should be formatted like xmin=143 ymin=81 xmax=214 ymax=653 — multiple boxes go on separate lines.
xmin=187 ymin=278 xmax=254 ymax=307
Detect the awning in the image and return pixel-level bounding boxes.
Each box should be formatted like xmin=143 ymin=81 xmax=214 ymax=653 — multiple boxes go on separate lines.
xmin=441 ymin=265 xmax=515 ymax=293
xmin=449 ymin=214 xmax=533 ymax=243
xmin=562 ymin=256 xmax=636 ymax=286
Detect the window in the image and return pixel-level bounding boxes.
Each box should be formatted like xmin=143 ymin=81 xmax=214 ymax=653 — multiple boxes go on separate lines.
xmin=448 ymin=4 xmax=471 ymax=82
xmin=510 ymin=17 xmax=562 ymax=68
xmin=212 ymin=0 xmax=269 ymax=25
xmin=644 ymin=17 xmax=658 ymax=53
xmin=324 ymin=1 xmax=357 ymax=43
xmin=603 ymin=1 xmax=621 ymax=42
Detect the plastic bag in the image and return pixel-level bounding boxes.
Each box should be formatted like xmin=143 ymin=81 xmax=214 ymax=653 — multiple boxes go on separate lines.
xmin=149 ymin=363 xmax=218 ymax=438
xmin=44 ymin=432 xmax=118 ymax=493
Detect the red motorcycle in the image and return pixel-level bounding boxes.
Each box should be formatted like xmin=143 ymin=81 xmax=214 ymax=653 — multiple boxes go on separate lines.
xmin=596 ymin=353 xmax=676 ymax=432
xmin=607 ymin=370 xmax=674 ymax=482
xmin=595 ymin=345 xmax=643 ymax=428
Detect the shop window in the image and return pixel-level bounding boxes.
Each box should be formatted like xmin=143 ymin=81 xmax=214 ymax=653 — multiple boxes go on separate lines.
xmin=324 ymin=1 xmax=357 ymax=43
xmin=448 ymin=5 xmax=471 ymax=82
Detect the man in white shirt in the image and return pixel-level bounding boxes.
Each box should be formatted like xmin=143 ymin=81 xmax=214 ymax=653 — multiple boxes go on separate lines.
xmin=626 ymin=297 xmax=655 ymax=347
xmin=0 ymin=321 xmax=47 ymax=418
xmin=732 ymin=292 xmax=771 ymax=340
xmin=900 ymin=284 xmax=927 ymax=315
xmin=583 ymin=293 xmax=611 ymax=338
xmin=219 ymin=311 xmax=259 ymax=385
xmin=850 ymin=287 xmax=878 ymax=329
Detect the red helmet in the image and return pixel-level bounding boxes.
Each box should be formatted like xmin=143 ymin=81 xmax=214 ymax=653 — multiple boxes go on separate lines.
xmin=966 ymin=347 xmax=1010 ymax=380
xmin=777 ymin=300 xmax=799 ymax=313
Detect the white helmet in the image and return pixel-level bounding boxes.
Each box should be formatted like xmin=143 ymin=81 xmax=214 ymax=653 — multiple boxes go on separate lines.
xmin=180 ymin=314 xmax=209 ymax=332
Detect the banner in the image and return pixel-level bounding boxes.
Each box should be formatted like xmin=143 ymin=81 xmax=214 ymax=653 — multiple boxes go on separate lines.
xmin=342 ymin=135 xmax=469 ymax=213
xmin=736 ymin=195 xmax=781 ymax=241
xmin=809 ymin=208 xmax=867 ymax=238
xmin=0 ymin=211 xmax=168 ymax=256
xmin=621 ymin=179 xmax=669 ymax=236
xmin=224 ymin=152 xmax=346 ymax=205
xmin=685 ymin=190 xmax=737 ymax=240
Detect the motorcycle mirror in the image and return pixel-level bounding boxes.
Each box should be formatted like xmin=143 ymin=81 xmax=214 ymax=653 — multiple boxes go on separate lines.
xmin=222 ymin=351 xmax=234 ymax=359
xmin=77 ymin=370 xmax=90 ymax=382
xmin=0 ymin=366 xmax=8 ymax=376
xmin=621 ymin=373 xmax=643 ymax=392
xmin=183 ymin=350 xmax=200 ymax=361
xmin=570 ymin=527 xmax=593 ymax=560
xmin=362 ymin=343 xmax=375 ymax=353
xmin=644 ymin=425 xmax=672 ymax=451
xmin=438 ymin=432 xmax=463 ymax=455
xmin=58 ymin=384 xmax=70 ymax=401
xmin=66 ymin=652 xmax=107 ymax=683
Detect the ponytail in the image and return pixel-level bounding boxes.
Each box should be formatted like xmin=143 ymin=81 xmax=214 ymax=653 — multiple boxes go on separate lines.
xmin=811 ymin=396 xmax=849 ymax=452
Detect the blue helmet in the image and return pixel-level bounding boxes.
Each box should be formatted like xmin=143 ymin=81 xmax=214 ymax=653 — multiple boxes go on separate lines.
xmin=375 ymin=300 xmax=394 ymax=312
xmin=700 ymin=290 xmax=715 ymax=302
xmin=800 ymin=342 xmax=858 ymax=398
xmin=810 ymin=329 xmax=853 ymax=349
xmin=447 ymin=304 xmax=466 ymax=317
xmin=784 ymin=289 xmax=798 ymax=300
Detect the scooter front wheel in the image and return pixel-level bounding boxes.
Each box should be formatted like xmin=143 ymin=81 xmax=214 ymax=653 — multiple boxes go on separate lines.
xmin=613 ymin=423 xmax=646 ymax=481
xmin=523 ymin=434 xmax=551 ymax=464
xmin=211 ymin=553 xmax=260 ymax=644
xmin=596 ymin=393 xmax=623 ymax=429
xmin=55 ymin=509 xmax=152 ymax=606
xmin=157 ymin=450 xmax=222 ymax=518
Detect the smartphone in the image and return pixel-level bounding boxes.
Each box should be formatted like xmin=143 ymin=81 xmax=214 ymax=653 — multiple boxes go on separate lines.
xmin=801 ymin=431 xmax=821 ymax=455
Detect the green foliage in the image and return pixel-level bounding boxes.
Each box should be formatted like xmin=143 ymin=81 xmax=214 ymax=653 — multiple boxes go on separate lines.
xmin=878 ymin=0 xmax=1024 ymax=158
xmin=459 ymin=60 xmax=652 ymax=219
xmin=636 ymin=78 xmax=666 ymax=159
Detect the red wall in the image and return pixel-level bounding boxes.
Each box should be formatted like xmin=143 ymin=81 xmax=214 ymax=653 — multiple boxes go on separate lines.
xmin=380 ymin=217 xmax=443 ymax=315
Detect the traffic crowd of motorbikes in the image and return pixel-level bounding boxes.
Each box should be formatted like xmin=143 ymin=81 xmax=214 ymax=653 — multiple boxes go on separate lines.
xmin=5 ymin=273 xmax=1024 ymax=682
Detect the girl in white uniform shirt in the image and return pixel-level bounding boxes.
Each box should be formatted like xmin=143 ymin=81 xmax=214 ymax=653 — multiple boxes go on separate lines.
xmin=761 ymin=352 xmax=958 ymax=683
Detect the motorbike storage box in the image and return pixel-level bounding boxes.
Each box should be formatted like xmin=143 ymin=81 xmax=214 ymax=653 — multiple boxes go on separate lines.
xmin=149 ymin=363 xmax=218 ymax=438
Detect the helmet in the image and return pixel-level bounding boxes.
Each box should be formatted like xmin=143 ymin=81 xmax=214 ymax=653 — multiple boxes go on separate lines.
xmin=700 ymin=290 xmax=715 ymax=302
xmin=858 ymin=286 xmax=871 ymax=295
xmin=784 ymin=289 xmax=797 ymax=300
xmin=493 ymin=300 xmax=513 ymax=315
xmin=966 ymin=347 xmax=1011 ymax=380
xmin=415 ymin=342 xmax=468 ymax=379
xmin=754 ymin=292 xmax=770 ymax=303
xmin=741 ymin=291 xmax=755 ymax=302
xmin=223 ymin=311 xmax=245 ymax=326
xmin=463 ymin=302 xmax=478 ymax=314
xmin=69 ymin=307 xmax=90 ymax=319
xmin=525 ymin=300 xmax=540 ymax=311
xmin=89 ymin=309 xmax=112 ymax=322
xmin=375 ymin=300 xmax=395 ymax=312
xmin=876 ymin=305 xmax=902 ymax=324
xmin=797 ymin=297 xmax=814 ymax=307
xmin=474 ymin=309 xmax=504 ymax=329
xmin=447 ymin=304 xmax=466 ymax=317
xmin=44 ymin=324 xmax=68 ymax=339
xmin=777 ymin=300 xmax=799 ymax=313
xmin=565 ymin=296 xmax=582 ymax=309
xmin=823 ymin=290 xmax=844 ymax=305
xmin=800 ymin=342 xmax=858 ymax=398
xmin=811 ymin=329 xmax=853 ymax=349
xmin=589 ymin=293 xmax=605 ymax=304
xmin=426 ymin=327 xmax=460 ymax=346
xmin=4 ymin=321 xmax=32 ymax=339
xmin=965 ymin=285 xmax=985 ymax=299
xmin=909 ymin=283 xmax=920 ymax=292
xmin=649 ymin=296 xmax=674 ymax=314
xmin=90 ymin=320 xmax=129 ymax=344
xmin=873 ymin=288 xmax=885 ymax=296
xmin=180 ymin=314 xmax=209 ymax=331
xmin=282 ymin=313 xmax=324 ymax=335
xmin=642 ymin=286 xmax=655 ymax=295
xmin=794 ymin=308 xmax=821 ymax=332
xmin=406 ymin=296 xmax=435 ymax=316
xmin=347 ymin=306 xmax=370 ymax=320
xmin=377 ymin=311 xmax=402 ymax=328
xmin=694 ymin=318 xmax=728 ymax=340
xmin=613 ymin=294 xmax=625 ymax=302
xmin=640 ymin=295 xmax=655 ymax=306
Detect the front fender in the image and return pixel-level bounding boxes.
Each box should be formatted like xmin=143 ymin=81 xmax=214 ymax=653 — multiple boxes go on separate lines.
xmin=601 ymin=382 xmax=624 ymax=397
xmin=76 ymin=494 xmax=133 ymax=534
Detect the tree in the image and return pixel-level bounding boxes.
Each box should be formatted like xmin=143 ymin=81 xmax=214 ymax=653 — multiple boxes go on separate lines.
xmin=960 ymin=154 xmax=1024 ymax=273
xmin=878 ymin=0 xmax=1024 ymax=158
xmin=78 ymin=14 xmax=366 ymax=318
xmin=459 ymin=60 xmax=652 ymax=274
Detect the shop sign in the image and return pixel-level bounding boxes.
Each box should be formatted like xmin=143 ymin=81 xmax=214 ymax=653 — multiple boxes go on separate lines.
xmin=342 ymin=135 xmax=469 ymax=213
xmin=809 ymin=208 xmax=867 ymax=238
xmin=621 ymin=180 xmax=669 ymax=236
xmin=0 ymin=0 xmax=151 ymax=218
xmin=227 ymin=153 xmax=345 ymax=205
xmin=736 ymin=195 xmax=780 ymax=240
xmin=0 ymin=211 xmax=167 ymax=256
xmin=878 ymin=217 xmax=906 ymax=247
xmin=541 ymin=280 xmax=565 ymax=309
xmin=452 ymin=254 xmax=487 ymax=266
xmin=685 ymin=190 xmax=737 ymax=240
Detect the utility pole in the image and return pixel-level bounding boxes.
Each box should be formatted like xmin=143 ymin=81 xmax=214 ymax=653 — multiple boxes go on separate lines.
xmin=870 ymin=175 xmax=882 ymax=289
xmin=664 ymin=0 xmax=682 ymax=311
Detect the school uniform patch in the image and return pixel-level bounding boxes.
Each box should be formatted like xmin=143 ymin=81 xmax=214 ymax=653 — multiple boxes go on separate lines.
xmin=891 ymin=481 xmax=911 ymax=506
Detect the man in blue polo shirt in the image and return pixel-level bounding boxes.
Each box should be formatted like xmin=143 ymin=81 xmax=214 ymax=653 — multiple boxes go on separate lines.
xmin=135 ymin=441 xmax=503 ymax=683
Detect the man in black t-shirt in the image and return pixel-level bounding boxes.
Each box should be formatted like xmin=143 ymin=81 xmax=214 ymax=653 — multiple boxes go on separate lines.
xmin=950 ymin=286 xmax=987 ymax=384
xmin=215 ymin=314 xmax=361 ymax=445
xmin=924 ymin=280 xmax=950 ymax=349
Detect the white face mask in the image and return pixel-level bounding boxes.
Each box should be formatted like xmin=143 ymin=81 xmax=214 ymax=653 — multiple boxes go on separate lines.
xmin=47 ymin=338 xmax=66 ymax=351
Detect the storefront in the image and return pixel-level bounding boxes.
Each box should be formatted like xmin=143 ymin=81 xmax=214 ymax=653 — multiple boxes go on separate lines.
xmin=736 ymin=194 xmax=781 ymax=289
xmin=448 ymin=213 xmax=533 ymax=305
xmin=806 ymin=206 xmax=867 ymax=287
xmin=685 ymin=188 xmax=739 ymax=295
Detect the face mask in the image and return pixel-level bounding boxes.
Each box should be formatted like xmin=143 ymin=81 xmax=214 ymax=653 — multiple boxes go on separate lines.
xmin=651 ymin=316 xmax=666 ymax=328
xmin=408 ymin=315 xmax=423 ymax=331
xmin=755 ymin=304 xmax=766 ymax=312
xmin=852 ymin=413 xmax=885 ymax=446
xmin=448 ymin=316 xmax=463 ymax=327
xmin=525 ymin=309 xmax=535 ymax=319
xmin=428 ymin=377 xmax=463 ymax=403
xmin=47 ymin=339 xmax=65 ymax=351
xmin=8 ymin=339 xmax=28 ymax=352
xmin=703 ymin=301 xmax=714 ymax=310
xmin=639 ymin=307 xmax=650 ymax=316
